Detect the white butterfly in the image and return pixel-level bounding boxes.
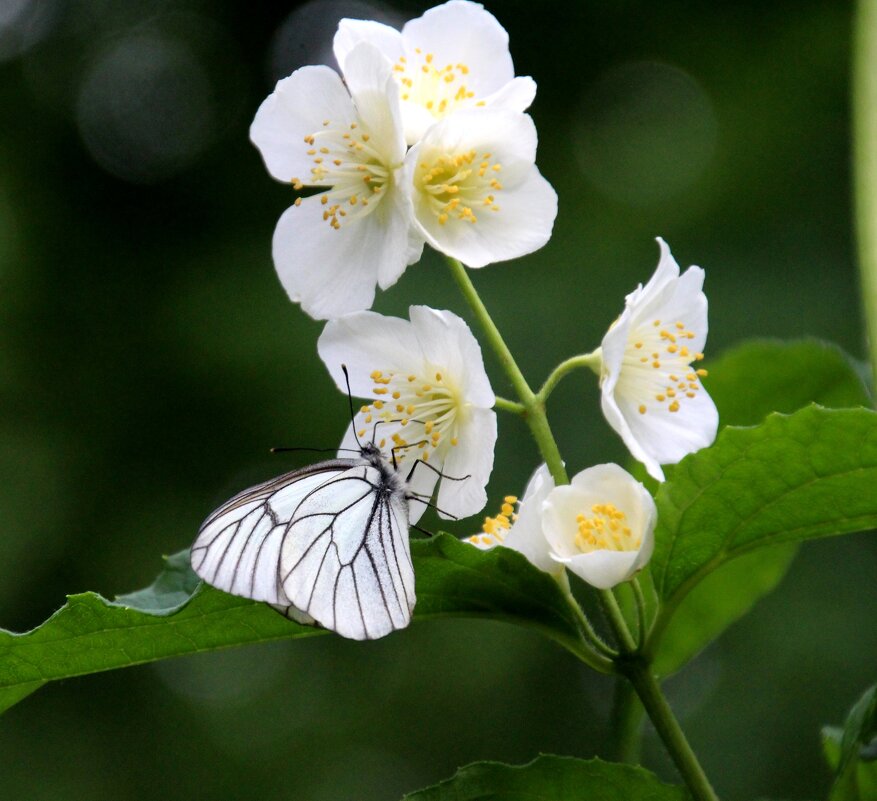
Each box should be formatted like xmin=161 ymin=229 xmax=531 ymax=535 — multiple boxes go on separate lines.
xmin=190 ymin=441 xmax=416 ymax=641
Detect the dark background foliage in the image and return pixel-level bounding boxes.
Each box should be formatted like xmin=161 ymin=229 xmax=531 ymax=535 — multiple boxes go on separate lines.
xmin=0 ymin=1 xmax=875 ymax=798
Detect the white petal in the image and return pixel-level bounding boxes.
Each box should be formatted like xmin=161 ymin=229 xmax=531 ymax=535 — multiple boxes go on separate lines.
xmin=401 ymin=1 xmax=515 ymax=94
xmin=629 ymin=237 xmax=681 ymax=306
xmin=600 ymin=388 xmax=665 ymax=481
xmin=408 ymin=306 xmax=495 ymax=408
xmin=435 ymin=406 xmax=497 ymax=519
xmin=333 ymin=18 xmax=403 ymax=68
xmin=378 ymin=183 xmax=423 ymax=290
xmin=541 ymin=463 xmax=656 ymax=583
xmin=619 ymin=386 xmax=719 ymax=467
xmin=250 ymin=66 xmax=355 ymax=183
xmin=632 ymin=266 xmax=708 ymax=353
xmin=552 ymin=549 xmax=642 ymax=590
xmin=273 ymin=193 xmax=409 ymax=320
xmin=404 ymin=109 xmax=555 ymax=267
xmin=429 ymin=168 xmax=557 ymax=268
xmin=318 ymin=311 xmax=422 ymax=397
xmin=503 ymin=464 xmax=559 ymax=575
xmin=480 ymin=76 xmax=537 ymax=113
xmin=341 ymin=42 xmax=406 ymax=165
xmin=404 ymin=457 xmax=440 ymax=526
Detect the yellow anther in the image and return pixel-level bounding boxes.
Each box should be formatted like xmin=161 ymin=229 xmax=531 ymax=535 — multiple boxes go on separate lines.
xmin=639 ymin=405 xmax=646 ymax=414
xmin=294 ymin=197 xmax=302 ymax=207
xmin=696 ymin=368 xmax=708 ymax=376
xmin=668 ymin=401 xmax=680 ymax=412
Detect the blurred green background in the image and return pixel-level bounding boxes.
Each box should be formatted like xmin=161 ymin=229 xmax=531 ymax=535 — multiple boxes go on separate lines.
xmin=1 ymin=0 xmax=875 ymax=798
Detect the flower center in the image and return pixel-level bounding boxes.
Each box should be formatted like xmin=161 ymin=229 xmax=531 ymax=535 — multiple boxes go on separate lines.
xmin=393 ymin=48 xmax=480 ymax=120
xmin=467 ymin=496 xmax=518 ymax=547
xmin=417 ymin=149 xmax=502 ymax=225
xmin=619 ymin=319 xmax=709 ymax=415
xmin=289 ymin=119 xmax=392 ymax=230
xmin=574 ymin=503 xmax=640 ymax=553
xmin=357 ymin=368 xmax=464 ymax=467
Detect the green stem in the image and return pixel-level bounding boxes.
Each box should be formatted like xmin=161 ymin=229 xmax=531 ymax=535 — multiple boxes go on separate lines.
xmin=558 ymin=576 xmax=618 ymax=659
xmin=854 ymin=0 xmax=877 ymax=396
xmin=601 ymin=587 xmax=719 ymax=800
xmin=609 ymin=677 xmax=645 ymax=763
xmin=494 ymin=395 xmax=526 ymax=415
xmin=444 ymin=256 xmax=568 ymax=484
xmin=537 ymin=351 xmax=602 ymax=403
xmin=622 ymin=659 xmax=720 ymax=801
xmin=445 ymin=254 xmax=718 ymax=799
xmin=631 ymin=578 xmax=648 ymax=648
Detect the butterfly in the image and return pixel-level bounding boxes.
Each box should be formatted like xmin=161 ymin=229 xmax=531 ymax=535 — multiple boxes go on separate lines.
xmin=190 ymin=440 xmax=418 ymax=641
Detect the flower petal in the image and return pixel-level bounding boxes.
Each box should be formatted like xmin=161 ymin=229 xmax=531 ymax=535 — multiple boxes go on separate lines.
xmin=600 ymin=388 xmax=664 ymax=481
xmin=404 ymin=109 xmax=556 ymax=268
xmin=250 ymin=66 xmax=355 ymax=183
xmin=401 ymin=1 xmax=515 ymax=94
xmin=340 ymin=42 xmax=406 ymax=165
xmin=333 ymin=18 xmax=404 ymax=68
xmin=273 ymin=192 xmax=410 ymax=320
xmin=480 ymin=76 xmax=537 ymax=114
xmin=435 ymin=405 xmax=496 ymax=519
xmin=408 ymin=306 xmax=495 ymax=408
xmin=428 ymin=168 xmax=557 ymax=268
xmin=542 ymin=463 xmax=655 ymax=588
xmin=503 ymin=464 xmax=559 ymax=574
xmin=552 ymin=549 xmax=642 ymax=591
xmin=619 ymin=385 xmax=719 ymax=468
xmin=318 ymin=310 xmax=423 ymax=397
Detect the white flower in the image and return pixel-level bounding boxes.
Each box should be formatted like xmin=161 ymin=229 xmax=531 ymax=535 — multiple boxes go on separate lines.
xmin=598 ymin=238 xmax=719 ymax=481
xmin=334 ymin=0 xmax=537 ymax=145
xmin=402 ymin=108 xmax=557 ymax=268
xmin=317 ymin=306 xmax=497 ymax=522
xmin=542 ymin=464 xmax=656 ymax=590
xmin=465 ymin=464 xmax=561 ymax=576
xmin=250 ymin=42 xmax=424 ymax=320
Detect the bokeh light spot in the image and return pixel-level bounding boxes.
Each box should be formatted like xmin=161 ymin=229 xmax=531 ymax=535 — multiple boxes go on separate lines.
xmin=75 ymin=35 xmax=215 ymax=184
xmin=574 ymin=61 xmax=718 ymax=206
xmin=268 ymin=0 xmax=402 ymax=82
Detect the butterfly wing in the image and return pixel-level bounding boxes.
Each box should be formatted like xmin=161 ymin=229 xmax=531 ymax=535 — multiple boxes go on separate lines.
xmin=279 ymin=462 xmax=415 ymax=641
xmin=191 ymin=461 xmax=353 ymax=606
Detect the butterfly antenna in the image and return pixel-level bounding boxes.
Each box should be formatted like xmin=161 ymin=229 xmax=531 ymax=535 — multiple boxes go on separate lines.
xmin=341 ymin=364 xmax=363 ymax=449
xmin=271 ymin=446 xmax=340 ymax=455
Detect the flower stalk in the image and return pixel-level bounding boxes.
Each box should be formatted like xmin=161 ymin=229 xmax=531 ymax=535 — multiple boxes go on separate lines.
xmin=854 ymin=0 xmax=877 ymax=398
xmin=446 ymin=251 xmax=719 ymax=801
xmin=444 ymin=256 xmax=568 ymax=485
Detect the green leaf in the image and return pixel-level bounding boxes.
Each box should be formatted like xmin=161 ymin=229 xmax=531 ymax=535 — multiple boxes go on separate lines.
xmin=650 ymin=338 xmax=869 ymax=675
xmin=0 ymin=535 xmax=591 ymax=716
xmin=651 ymin=406 xmax=877 ymax=617
xmin=825 ymin=684 xmax=877 ymax=801
xmin=652 ymin=544 xmax=796 ymax=676
xmin=702 ymin=338 xmax=870 ymax=427
xmin=402 ymin=755 xmax=687 ymax=801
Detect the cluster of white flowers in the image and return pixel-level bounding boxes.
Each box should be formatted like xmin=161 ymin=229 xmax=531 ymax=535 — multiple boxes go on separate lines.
xmin=247 ymin=1 xmax=720 ymax=597
xmin=465 ymin=238 xmax=717 ymax=588
xmin=252 ymin=0 xmax=556 ymax=321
